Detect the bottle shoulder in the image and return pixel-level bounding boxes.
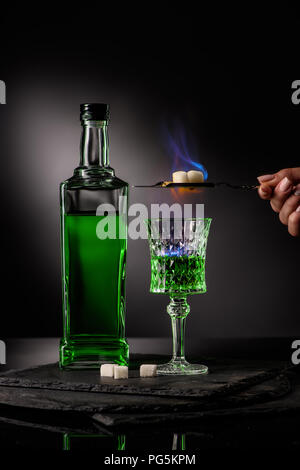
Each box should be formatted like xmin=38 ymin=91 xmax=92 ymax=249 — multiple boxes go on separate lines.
xmin=61 ymin=174 xmax=128 ymax=191
xmin=60 ymin=174 xmax=128 ymax=214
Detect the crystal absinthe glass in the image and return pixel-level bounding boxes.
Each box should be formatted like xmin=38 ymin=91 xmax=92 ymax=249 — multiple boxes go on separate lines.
xmin=147 ymin=218 xmax=212 ymax=375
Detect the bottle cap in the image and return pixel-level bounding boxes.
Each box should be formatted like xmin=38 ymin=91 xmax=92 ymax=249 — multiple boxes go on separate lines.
xmin=80 ymin=103 xmax=110 ymax=121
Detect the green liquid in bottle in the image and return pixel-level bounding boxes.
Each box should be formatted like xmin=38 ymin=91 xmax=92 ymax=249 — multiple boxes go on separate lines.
xmin=60 ymin=214 xmax=128 ymax=368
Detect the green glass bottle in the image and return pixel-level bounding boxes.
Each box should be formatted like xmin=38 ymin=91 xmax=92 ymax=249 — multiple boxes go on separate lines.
xmin=59 ymin=104 xmax=129 ymax=369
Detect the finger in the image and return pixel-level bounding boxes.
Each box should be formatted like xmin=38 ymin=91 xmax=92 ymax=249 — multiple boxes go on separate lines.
xmin=257 ymin=172 xmax=282 ymax=189
xmin=279 ymin=188 xmax=300 ymax=225
xmin=258 ymin=184 xmax=273 ymax=200
xmin=257 ymin=171 xmax=288 ymax=201
xmin=278 ymin=168 xmax=300 ymax=184
xmin=269 ymin=177 xmax=293 ymax=213
xmin=288 ymin=208 xmax=300 ymax=237
xmin=258 ymin=168 xmax=300 ymax=187
xmin=257 ymin=174 xmax=276 ymax=183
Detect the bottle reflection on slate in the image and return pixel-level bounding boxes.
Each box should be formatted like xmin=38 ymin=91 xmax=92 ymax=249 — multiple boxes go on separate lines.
xmin=59 ymin=104 xmax=129 ymax=369
xmin=63 ymin=433 xmax=126 ymax=450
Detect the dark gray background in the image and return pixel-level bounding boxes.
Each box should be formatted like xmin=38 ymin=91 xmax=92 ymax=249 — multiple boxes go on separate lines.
xmin=0 ymin=8 xmax=299 ymax=339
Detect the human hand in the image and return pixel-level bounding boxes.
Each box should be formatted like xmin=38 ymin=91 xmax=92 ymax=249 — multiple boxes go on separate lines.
xmin=257 ymin=168 xmax=300 ymax=237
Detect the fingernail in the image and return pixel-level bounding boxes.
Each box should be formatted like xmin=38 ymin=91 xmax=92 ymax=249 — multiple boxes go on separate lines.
xmin=257 ymin=174 xmax=274 ymax=183
xmin=279 ymin=177 xmax=292 ymax=192
xmin=294 ymin=184 xmax=300 ymax=196
xmin=296 ymin=206 xmax=300 ymax=213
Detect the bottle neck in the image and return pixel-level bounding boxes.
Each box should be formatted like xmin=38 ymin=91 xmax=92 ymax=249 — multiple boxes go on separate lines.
xmin=75 ymin=120 xmax=114 ymax=177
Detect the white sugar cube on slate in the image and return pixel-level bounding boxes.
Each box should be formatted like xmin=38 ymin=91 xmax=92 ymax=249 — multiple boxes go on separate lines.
xmin=140 ymin=364 xmax=157 ymax=377
xmin=100 ymin=363 xmax=115 ymax=378
xmin=114 ymin=365 xmax=128 ymax=379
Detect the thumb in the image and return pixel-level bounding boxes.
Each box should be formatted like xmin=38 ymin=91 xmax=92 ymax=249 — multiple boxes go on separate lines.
xmin=258 ymin=183 xmax=273 ymax=200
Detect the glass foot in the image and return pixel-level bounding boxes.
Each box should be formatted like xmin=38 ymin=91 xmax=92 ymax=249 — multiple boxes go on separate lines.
xmin=157 ymin=360 xmax=208 ymax=376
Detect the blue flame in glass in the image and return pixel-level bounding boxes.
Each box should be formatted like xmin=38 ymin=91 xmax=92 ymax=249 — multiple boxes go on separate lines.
xmin=162 ymin=246 xmax=190 ymax=257
xmin=164 ymin=249 xmax=183 ymax=257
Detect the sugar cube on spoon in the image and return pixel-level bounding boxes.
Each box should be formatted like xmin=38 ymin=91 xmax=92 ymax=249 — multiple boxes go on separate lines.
xmin=187 ymin=170 xmax=204 ymax=183
xmin=172 ymin=171 xmax=188 ymax=183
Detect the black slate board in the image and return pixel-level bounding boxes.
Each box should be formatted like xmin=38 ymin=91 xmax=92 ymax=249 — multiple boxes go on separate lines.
xmin=92 ymin=374 xmax=292 ymax=427
xmin=0 ymin=361 xmax=296 ymax=431
xmin=0 ymin=373 xmax=290 ymax=414
xmin=0 ymin=362 xmax=286 ymax=399
xmin=0 ymin=360 xmax=292 ymax=410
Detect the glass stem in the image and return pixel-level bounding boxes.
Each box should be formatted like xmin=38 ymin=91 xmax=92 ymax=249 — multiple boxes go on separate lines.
xmin=167 ymin=296 xmax=190 ymax=362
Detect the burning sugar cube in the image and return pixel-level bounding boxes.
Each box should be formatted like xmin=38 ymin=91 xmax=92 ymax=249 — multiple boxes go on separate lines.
xmin=172 ymin=171 xmax=188 ymax=183
xmin=187 ymin=170 xmax=204 ymax=183
xmin=114 ymin=365 xmax=128 ymax=379
xmin=100 ymin=363 xmax=115 ymax=377
xmin=140 ymin=364 xmax=157 ymax=377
